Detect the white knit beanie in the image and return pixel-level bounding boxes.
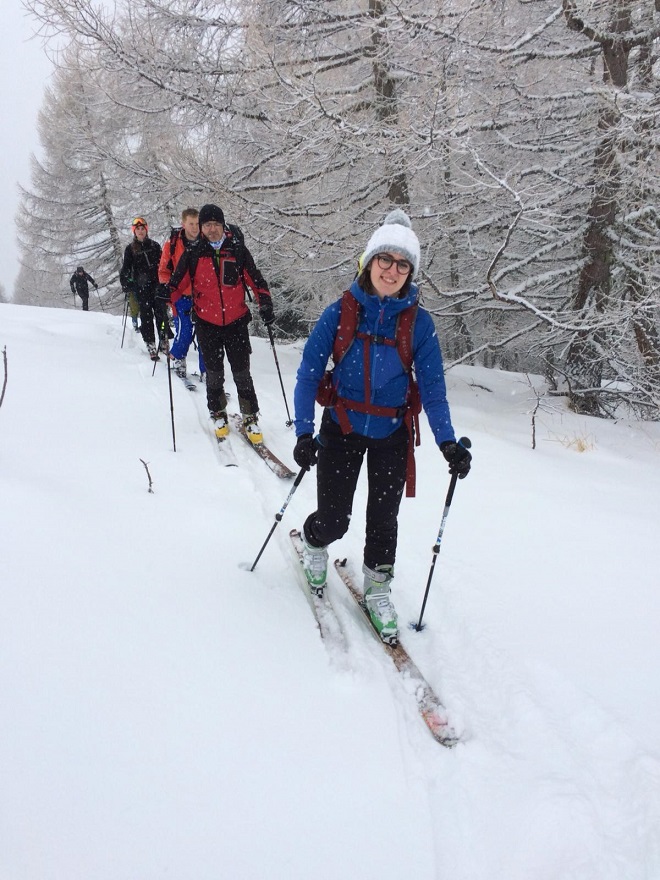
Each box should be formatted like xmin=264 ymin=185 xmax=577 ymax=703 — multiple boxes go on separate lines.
xmin=361 ymin=209 xmax=421 ymax=279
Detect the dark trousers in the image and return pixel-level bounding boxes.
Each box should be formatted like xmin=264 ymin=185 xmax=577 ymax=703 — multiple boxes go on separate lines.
xmin=194 ymin=314 xmax=259 ymax=415
xmin=137 ymin=288 xmax=169 ymax=346
xmin=304 ymin=414 xmax=408 ymax=570
xmin=80 ymin=295 xmax=89 ymax=312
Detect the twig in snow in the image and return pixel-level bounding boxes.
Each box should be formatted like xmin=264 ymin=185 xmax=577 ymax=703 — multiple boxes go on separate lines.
xmin=139 ymin=458 xmax=154 ymax=493
xmin=0 ymin=346 xmax=7 ymax=411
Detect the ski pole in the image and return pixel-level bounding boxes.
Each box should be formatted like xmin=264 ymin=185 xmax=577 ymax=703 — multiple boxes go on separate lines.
xmin=157 ymin=323 xmax=176 ymax=451
xmin=250 ymin=466 xmax=308 ymax=571
xmin=266 ymin=324 xmax=293 ymax=427
xmin=413 ymin=436 xmax=471 ymax=632
xmin=120 ymin=296 xmax=129 ymax=349
xmin=164 ymin=338 xmax=176 ymax=452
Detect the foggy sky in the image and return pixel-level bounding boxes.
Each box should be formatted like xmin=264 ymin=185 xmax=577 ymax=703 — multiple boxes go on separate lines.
xmin=1 ymin=5 xmax=54 ymax=298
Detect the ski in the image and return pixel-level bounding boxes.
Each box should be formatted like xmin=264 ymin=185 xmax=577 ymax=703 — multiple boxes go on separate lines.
xmin=175 ymin=370 xmax=198 ymax=392
xmin=334 ymin=557 xmax=460 ymax=748
xmin=228 ymin=413 xmax=295 ymax=479
xmin=213 ymin=434 xmax=239 ymax=467
xmin=289 ymin=530 xmax=347 ymax=653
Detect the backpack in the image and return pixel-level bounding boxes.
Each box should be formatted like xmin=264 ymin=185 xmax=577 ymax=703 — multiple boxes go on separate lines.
xmin=165 ymin=227 xmax=183 ymax=273
xmin=316 ymin=290 xmax=422 ymax=497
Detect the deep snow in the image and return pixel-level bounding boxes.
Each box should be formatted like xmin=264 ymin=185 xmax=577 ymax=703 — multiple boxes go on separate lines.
xmin=1 ymin=302 xmax=659 ymax=879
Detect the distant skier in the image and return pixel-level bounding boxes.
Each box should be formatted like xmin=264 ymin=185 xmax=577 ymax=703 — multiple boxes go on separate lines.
xmin=292 ymin=209 xmax=472 ymax=643
xmin=69 ymin=266 xmax=97 ymax=311
xmin=120 ymin=217 xmax=167 ymax=360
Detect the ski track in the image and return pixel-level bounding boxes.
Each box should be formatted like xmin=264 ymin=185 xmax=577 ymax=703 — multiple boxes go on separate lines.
xmin=2 ymin=308 xmax=659 ymax=880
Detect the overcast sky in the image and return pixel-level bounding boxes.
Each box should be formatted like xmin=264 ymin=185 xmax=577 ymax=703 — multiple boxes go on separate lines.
xmin=1 ymin=4 xmax=54 ymax=298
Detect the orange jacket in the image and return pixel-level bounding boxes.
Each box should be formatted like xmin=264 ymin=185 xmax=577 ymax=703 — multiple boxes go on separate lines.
xmin=159 ymin=231 xmax=195 ymax=314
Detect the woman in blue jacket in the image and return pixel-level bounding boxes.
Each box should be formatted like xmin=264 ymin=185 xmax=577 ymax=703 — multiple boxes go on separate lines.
xmin=293 ymin=209 xmax=471 ymax=643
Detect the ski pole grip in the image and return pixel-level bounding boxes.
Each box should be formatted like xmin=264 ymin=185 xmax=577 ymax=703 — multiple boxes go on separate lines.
xmin=458 ymin=436 xmax=472 ymax=449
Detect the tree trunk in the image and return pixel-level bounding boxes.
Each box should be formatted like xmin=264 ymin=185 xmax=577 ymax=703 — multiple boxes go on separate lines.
xmin=564 ymin=1 xmax=632 ymax=415
xmin=368 ymin=0 xmax=409 ymax=205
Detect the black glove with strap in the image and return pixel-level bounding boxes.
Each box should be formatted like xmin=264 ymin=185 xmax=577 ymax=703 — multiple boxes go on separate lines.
xmin=293 ymin=434 xmax=318 ymax=470
xmin=258 ymin=295 xmax=275 ymax=326
xmin=440 ymin=438 xmax=472 ymax=479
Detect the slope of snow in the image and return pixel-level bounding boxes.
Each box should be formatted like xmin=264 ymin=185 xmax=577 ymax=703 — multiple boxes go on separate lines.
xmin=1 ymin=303 xmax=659 ymax=879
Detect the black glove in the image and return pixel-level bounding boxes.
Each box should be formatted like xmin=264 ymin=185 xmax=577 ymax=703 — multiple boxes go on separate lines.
xmin=440 ymin=439 xmax=472 ymax=479
xmin=93 ymin=284 xmax=98 ymax=290
xmin=293 ymin=434 xmax=318 ymax=470
xmin=122 ymin=286 xmax=132 ymax=300
xmin=258 ymin=296 xmax=275 ymax=326
xmin=156 ymin=283 xmax=172 ymax=302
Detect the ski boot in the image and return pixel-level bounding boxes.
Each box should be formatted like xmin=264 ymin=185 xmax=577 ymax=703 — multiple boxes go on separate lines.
xmin=132 ymin=317 xmax=139 ymax=332
xmin=211 ymin=410 xmax=229 ymax=442
xmin=301 ymin=534 xmax=328 ymax=596
xmin=147 ymin=342 xmax=159 ymax=361
xmin=172 ymin=357 xmax=187 ymax=378
xmin=243 ymin=414 xmax=263 ymax=445
xmin=363 ymin=564 xmax=398 ymax=644
xmin=158 ymin=336 xmax=169 ymax=354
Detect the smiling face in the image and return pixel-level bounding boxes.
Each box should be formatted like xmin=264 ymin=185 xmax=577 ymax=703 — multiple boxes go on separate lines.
xmin=133 ymin=224 xmax=148 ymax=242
xmin=368 ymin=251 xmax=412 ymax=299
xmin=182 ymin=215 xmax=200 ymax=241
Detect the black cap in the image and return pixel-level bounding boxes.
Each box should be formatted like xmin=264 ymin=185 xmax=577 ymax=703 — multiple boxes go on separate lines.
xmin=198 ymin=204 xmax=225 ymax=226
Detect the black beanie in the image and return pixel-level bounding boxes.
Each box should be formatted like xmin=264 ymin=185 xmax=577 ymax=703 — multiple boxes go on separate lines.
xmin=198 ymin=204 xmax=225 ymax=226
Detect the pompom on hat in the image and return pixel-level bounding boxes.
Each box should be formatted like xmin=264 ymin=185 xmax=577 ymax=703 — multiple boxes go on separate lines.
xmin=198 ymin=203 xmax=225 ymax=227
xmin=361 ymin=208 xmax=421 ymax=279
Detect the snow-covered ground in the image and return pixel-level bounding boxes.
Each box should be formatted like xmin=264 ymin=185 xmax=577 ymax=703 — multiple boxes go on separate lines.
xmin=1 ymin=302 xmax=659 ymax=880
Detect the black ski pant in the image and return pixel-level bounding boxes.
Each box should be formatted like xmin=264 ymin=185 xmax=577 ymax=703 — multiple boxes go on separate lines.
xmin=79 ymin=294 xmax=89 ymax=311
xmin=303 ymin=413 xmax=408 ymax=570
xmin=194 ymin=314 xmax=259 ymax=416
xmin=136 ymin=287 xmax=169 ymax=347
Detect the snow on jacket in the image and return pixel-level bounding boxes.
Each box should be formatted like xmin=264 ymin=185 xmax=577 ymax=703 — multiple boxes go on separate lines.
xmin=168 ymin=231 xmax=271 ymax=328
xmin=294 ymin=279 xmax=456 ymax=445
xmin=119 ymin=238 xmax=162 ymax=293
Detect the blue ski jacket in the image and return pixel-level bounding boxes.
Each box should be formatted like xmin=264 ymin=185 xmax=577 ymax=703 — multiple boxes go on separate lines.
xmin=294 ymin=280 xmax=456 ymax=445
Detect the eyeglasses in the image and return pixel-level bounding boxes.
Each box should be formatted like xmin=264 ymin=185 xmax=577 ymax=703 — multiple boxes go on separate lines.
xmin=375 ymin=253 xmax=412 ymax=275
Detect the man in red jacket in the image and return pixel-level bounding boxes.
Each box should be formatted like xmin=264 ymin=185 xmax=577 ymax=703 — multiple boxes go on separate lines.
xmin=165 ymin=203 xmax=275 ymax=444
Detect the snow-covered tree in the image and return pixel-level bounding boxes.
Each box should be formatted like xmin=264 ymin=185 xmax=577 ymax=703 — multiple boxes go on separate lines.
xmin=24 ymin=0 xmax=660 ymax=415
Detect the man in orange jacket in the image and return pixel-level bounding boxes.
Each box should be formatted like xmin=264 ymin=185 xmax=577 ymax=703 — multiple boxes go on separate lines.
xmin=158 ymin=208 xmax=205 ymax=379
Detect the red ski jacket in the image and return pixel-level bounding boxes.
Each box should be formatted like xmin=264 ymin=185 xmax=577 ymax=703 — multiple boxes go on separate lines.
xmin=168 ymin=232 xmax=271 ymax=328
